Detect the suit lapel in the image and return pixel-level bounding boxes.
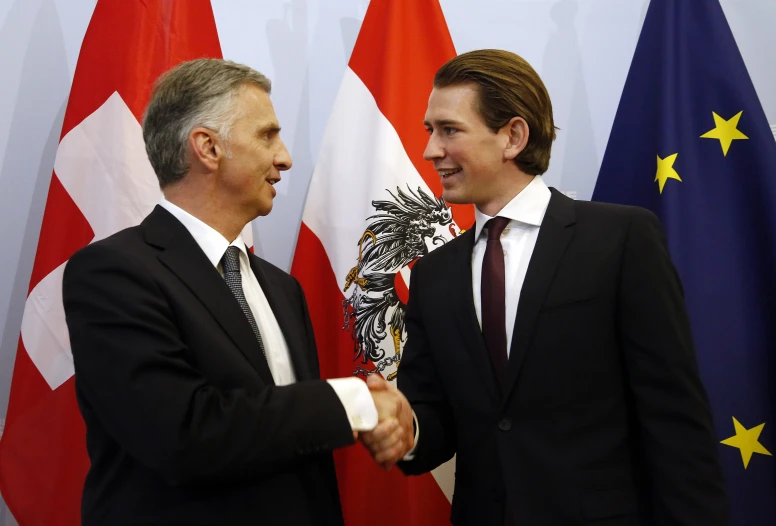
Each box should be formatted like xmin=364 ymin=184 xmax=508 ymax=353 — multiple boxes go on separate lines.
xmin=142 ymin=206 xmax=275 ymax=384
xmin=503 ymin=189 xmax=576 ymax=401
xmin=248 ymin=252 xmax=313 ymax=381
xmin=449 ymin=229 xmax=500 ymax=403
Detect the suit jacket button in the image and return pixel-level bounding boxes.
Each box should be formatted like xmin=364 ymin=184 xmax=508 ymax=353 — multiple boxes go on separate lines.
xmin=498 ymin=418 xmax=512 ymax=431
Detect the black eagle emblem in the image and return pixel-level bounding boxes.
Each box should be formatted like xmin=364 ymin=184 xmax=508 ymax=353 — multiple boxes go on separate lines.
xmin=342 ymin=186 xmax=461 ymax=379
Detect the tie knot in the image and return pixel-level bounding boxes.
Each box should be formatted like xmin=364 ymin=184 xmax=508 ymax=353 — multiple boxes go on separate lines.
xmin=222 ymin=245 xmax=242 ymax=273
xmin=486 ymin=216 xmax=509 ymax=241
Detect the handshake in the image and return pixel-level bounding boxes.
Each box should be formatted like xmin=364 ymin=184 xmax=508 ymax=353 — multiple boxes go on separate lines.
xmin=358 ymin=374 xmax=415 ymax=471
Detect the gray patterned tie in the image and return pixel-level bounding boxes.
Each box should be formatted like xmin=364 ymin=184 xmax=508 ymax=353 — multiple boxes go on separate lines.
xmin=221 ymin=246 xmax=266 ymax=357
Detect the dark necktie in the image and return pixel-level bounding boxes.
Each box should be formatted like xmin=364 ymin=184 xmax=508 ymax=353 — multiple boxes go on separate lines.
xmin=221 ymin=246 xmax=266 ymax=357
xmin=481 ymin=216 xmax=510 ymax=390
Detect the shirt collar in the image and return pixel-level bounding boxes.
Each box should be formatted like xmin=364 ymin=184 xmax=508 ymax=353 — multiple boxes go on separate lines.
xmin=473 ymin=175 xmax=552 ymax=241
xmin=158 ymin=199 xmax=248 ymax=268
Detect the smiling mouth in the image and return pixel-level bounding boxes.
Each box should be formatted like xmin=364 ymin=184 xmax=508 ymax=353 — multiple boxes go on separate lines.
xmin=438 ymin=168 xmax=462 ymax=178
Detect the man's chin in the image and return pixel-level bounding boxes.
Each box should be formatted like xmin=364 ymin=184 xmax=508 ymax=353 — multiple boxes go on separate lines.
xmin=251 ymin=199 xmax=274 ymax=219
xmin=441 ymin=189 xmax=471 ymax=205
xmin=256 ymin=204 xmax=273 ymax=217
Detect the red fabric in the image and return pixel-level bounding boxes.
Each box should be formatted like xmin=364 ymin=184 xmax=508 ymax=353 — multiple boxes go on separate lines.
xmin=349 ymin=0 xmax=473 ymax=230
xmin=0 ymin=1 xmax=222 ymax=523
xmin=292 ymin=226 xmax=452 ymax=526
xmin=292 ymin=1 xmax=466 ymax=523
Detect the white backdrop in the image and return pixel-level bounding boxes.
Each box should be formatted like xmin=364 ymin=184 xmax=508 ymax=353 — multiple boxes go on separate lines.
xmin=1 ymin=0 xmax=774 ymax=523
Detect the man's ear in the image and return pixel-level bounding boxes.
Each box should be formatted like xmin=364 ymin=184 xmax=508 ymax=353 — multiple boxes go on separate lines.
xmin=188 ymin=127 xmax=223 ymax=172
xmin=502 ymin=117 xmax=529 ymax=161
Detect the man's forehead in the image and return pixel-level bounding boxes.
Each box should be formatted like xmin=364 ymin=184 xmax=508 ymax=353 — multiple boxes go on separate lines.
xmin=431 ymin=83 xmax=478 ymax=100
xmin=425 ymin=89 xmax=480 ymax=123
xmin=238 ymin=88 xmax=280 ymax=125
xmin=427 ymin=84 xmax=478 ymax=109
xmin=238 ymin=84 xmax=274 ymax=110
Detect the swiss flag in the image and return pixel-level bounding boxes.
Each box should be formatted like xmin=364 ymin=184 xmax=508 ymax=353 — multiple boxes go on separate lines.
xmin=0 ymin=1 xmax=251 ymax=524
xmin=291 ymin=0 xmax=472 ymax=524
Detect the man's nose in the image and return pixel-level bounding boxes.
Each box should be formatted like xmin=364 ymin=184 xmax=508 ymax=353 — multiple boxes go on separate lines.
xmin=423 ymin=133 xmax=443 ymax=161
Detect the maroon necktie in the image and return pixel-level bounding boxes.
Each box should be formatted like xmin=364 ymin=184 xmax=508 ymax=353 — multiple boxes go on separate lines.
xmin=481 ymin=216 xmax=510 ymax=390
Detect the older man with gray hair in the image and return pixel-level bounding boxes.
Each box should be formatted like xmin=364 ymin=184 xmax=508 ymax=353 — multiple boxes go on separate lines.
xmin=62 ymin=58 xmax=412 ymax=526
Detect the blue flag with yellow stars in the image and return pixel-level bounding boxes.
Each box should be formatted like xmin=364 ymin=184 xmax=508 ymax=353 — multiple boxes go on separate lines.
xmin=593 ymin=0 xmax=776 ymax=523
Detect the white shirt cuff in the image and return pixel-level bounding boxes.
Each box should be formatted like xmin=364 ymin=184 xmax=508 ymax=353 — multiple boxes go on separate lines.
xmin=327 ymin=377 xmax=378 ymax=431
xmin=402 ymin=410 xmax=420 ymax=461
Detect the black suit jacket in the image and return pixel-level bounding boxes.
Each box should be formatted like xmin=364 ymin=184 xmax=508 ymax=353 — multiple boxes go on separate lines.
xmin=63 ymin=206 xmax=353 ymax=526
xmin=398 ymin=190 xmax=727 ymax=526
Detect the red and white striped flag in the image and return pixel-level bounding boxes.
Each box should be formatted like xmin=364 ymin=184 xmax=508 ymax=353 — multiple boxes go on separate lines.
xmin=291 ymin=0 xmax=473 ymax=524
xmin=0 ymin=1 xmax=247 ymax=523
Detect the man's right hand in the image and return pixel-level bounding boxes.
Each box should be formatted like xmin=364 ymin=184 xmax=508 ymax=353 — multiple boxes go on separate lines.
xmin=359 ymin=373 xmax=414 ymax=470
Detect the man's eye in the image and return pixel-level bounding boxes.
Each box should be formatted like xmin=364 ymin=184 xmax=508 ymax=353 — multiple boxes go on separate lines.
xmin=444 ymin=127 xmax=457 ymax=135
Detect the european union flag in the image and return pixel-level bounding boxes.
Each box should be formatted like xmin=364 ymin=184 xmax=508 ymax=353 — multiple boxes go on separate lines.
xmin=593 ymin=0 xmax=776 ymax=523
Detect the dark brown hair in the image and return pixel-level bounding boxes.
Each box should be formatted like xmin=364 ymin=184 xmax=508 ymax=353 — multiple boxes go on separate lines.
xmin=434 ymin=49 xmax=556 ymax=175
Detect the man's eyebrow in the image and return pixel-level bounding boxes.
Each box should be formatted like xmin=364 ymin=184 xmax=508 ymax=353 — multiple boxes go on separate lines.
xmin=423 ymin=119 xmax=464 ymax=127
xmin=257 ymin=123 xmax=281 ymax=134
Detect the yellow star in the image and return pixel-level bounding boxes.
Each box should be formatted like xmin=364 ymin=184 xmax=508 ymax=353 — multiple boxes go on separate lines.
xmin=655 ymin=153 xmax=682 ymax=194
xmin=700 ymin=111 xmax=748 ymax=156
xmin=721 ymin=417 xmax=772 ymax=468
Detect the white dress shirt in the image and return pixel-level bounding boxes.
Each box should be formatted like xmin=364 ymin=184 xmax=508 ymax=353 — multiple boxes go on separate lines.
xmin=405 ymin=176 xmax=552 ymax=460
xmin=159 ymin=200 xmax=377 ymax=431
xmin=472 ymin=175 xmax=551 ymax=355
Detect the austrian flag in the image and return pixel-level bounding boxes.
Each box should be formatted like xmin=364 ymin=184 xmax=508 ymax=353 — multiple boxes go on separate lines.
xmin=292 ymin=0 xmax=471 ymax=524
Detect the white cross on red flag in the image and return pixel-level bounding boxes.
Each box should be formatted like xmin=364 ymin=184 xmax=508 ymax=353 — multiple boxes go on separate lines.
xmin=0 ymin=1 xmax=249 ymax=523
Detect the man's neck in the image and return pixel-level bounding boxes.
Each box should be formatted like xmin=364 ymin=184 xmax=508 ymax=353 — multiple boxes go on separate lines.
xmin=163 ymin=186 xmax=246 ymax=242
xmin=476 ymin=172 xmax=535 ymax=217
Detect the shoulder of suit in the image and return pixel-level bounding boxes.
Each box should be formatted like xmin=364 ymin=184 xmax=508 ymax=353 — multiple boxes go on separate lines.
xmin=70 ymin=223 xmax=146 ymax=261
xmin=571 ymin=199 xmax=659 ymax=225
xmin=64 ymin=225 xmax=151 ymax=285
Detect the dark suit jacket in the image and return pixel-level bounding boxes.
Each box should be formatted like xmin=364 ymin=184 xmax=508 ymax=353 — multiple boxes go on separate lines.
xmin=63 ymin=206 xmax=353 ymax=526
xmin=397 ymin=190 xmax=727 ymax=526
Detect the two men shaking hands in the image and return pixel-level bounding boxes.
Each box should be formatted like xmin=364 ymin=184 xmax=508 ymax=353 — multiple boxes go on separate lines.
xmin=63 ymin=49 xmax=727 ymax=526
xmin=361 ymin=373 xmax=415 ymax=469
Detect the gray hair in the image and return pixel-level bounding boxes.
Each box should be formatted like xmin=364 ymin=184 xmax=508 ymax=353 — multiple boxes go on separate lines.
xmin=142 ymin=58 xmax=271 ymax=187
